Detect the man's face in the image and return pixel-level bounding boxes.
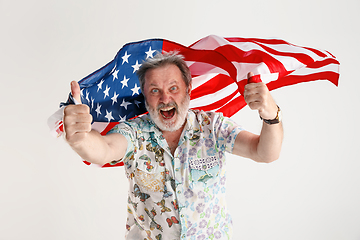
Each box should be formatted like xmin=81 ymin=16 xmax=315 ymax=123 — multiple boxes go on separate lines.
xmin=143 ymin=64 xmax=191 ymax=132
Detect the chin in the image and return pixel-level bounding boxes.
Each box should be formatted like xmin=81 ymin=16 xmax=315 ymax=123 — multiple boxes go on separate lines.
xmin=151 ymin=111 xmax=185 ymax=132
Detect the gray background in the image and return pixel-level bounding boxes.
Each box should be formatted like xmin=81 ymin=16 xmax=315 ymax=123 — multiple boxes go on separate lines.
xmin=1 ymin=0 xmax=359 ymax=239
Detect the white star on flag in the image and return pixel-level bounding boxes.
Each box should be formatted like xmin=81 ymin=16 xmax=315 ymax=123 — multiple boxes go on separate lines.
xmin=105 ymin=110 xmax=114 ymax=122
xmin=103 ymin=85 xmax=110 ymax=99
xmin=97 ymin=79 xmax=104 ymax=92
xmin=91 ymin=97 xmax=94 ymax=110
xmin=131 ymin=84 xmax=140 ymax=96
xmin=134 ymin=100 xmax=141 ymax=108
xmin=120 ymin=99 xmax=132 ymax=110
xmin=132 ymin=60 xmax=142 ymax=73
xmin=119 ymin=115 xmax=126 ymax=122
xmin=145 ymin=46 xmax=156 ymax=59
xmin=95 ymin=103 xmax=102 ymax=117
xmin=85 ymin=91 xmax=90 ymax=103
xmin=121 ymin=75 xmax=130 ymax=89
xmin=111 ymin=92 xmax=119 ymax=105
xmin=112 ymin=69 xmax=119 ymax=81
xmin=122 ymin=51 xmax=131 ymax=64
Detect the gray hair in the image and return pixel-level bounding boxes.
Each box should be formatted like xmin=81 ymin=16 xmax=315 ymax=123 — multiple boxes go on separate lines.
xmin=137 ymin=51 xmax=192 ymax=93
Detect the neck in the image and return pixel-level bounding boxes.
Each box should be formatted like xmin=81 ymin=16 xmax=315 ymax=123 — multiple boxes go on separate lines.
xmin=162 ymin=123 xmax=185 ymax=156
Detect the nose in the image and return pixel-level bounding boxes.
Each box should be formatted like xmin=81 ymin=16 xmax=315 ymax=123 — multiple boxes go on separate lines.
xmin=160 ymin=91 xmax=172 ymax=104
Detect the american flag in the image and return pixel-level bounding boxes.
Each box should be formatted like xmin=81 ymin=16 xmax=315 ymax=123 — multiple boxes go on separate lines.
xmin=48 ymin=35 xmax=339 ymax=167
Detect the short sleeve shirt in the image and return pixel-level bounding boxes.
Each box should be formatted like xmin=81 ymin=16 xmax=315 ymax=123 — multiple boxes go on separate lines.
xmin=108 ymin=109 xmax=243 ymax=240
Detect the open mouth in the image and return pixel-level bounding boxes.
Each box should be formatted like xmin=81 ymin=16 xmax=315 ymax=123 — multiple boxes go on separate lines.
xmin=160 ymin=107 xmax=176 ymax=119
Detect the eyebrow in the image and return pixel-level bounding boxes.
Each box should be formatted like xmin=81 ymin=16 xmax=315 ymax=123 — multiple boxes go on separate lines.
xmin=149 ymin=80 xmax=178 ymax=87
xmin=168 ymin=81 xmax=178 ymax=86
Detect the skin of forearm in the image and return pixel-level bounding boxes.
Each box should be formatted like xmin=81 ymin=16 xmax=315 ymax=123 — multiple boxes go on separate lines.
xmin=68 ymin=130 xmax=113 ymax=166
xmin=256 ymin=122 xmax=283 ymax=163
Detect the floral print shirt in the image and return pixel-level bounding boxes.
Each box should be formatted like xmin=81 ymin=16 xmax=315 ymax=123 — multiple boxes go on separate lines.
xmin=108 ymin=109 xmax=243 ymax=240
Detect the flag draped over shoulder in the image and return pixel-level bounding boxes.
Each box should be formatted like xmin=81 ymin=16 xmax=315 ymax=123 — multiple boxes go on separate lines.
xmin=48 ymin=35 xmax=340 ymax=167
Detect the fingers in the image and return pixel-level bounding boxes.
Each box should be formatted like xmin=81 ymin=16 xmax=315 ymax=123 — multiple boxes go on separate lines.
xmin=244 ymin=73 xmax=269 ymax=111
xmin=71 ymin=81 xmax=82 ymax=104
xmin=244 ymin=72 xmax=263 ymax=107
xmin=63 ymin=104 xmax=92 ymax=144
xmin=244 ymin=84 xmax=267 ymax=110
xmin=244 ymin=75 xmax=266 ymax=104
xmin=244 ymin=72 xmax=278 ymax=119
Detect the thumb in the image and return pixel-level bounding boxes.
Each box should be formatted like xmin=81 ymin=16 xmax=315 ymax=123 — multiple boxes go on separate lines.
xmin=70 ymin=81 xmax=82 ymax=104
xmin=247 ymin=72 xmax=262 ymax=83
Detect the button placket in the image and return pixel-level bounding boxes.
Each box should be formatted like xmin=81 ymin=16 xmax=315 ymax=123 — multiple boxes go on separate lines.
xmin=173 ymin=146 xmax=189 ymax=239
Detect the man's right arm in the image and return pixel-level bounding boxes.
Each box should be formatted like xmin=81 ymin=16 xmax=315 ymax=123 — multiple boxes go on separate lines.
xmin=63 ymin=81 xmax=127 ymax=166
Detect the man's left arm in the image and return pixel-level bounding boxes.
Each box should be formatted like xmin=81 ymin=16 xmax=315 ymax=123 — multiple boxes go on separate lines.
xmin=232 ymin=73 xmax=283 ymax=163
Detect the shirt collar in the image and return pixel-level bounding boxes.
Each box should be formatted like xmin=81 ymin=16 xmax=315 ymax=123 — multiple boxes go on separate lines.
xmin=140 ymin=114 xmax=161 ymax=134
xmin=183 ymin=109 xmax=199 ymax=139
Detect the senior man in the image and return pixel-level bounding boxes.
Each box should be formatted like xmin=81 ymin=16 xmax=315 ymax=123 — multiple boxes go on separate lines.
xmin=64 ymin=52 xmax=283 ymax=240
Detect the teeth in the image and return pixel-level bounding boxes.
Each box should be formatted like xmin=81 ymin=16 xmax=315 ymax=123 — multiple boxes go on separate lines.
xmin=160 ymin=107 xmax=174 ymax=111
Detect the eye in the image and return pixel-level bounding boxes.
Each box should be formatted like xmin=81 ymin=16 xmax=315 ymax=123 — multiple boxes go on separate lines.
xmin=151 ymin=88 xmax=159 ymax=93
xmin=170 ymin=86 xmax=178 ymax=91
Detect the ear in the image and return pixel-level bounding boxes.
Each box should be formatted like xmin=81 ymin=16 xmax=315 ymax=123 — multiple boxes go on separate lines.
xmin=187 ymin=82 xmax=192 ymax=96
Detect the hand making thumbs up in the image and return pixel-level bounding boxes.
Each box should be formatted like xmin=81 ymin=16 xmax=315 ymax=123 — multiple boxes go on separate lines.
xmin=63 ymin=81 xmax=93 ymax=146
xmin=244 ymin=72 xmax=278 ymax=120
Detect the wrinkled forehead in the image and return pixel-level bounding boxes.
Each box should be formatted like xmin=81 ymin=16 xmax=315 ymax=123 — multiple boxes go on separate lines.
xmin=143 ymin=64 xmax=186 ymax=88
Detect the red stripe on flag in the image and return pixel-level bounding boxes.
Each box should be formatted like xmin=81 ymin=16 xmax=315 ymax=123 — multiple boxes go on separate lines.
xmin=267 ymin=72 xmax=340 ymax=91
xmin=192 ymin=90 xmax=239 ymax=113
xmin=100 ymin=122 xmax=119 ymax=136
xmin=102 ymin=161 xmax=124 ymax=167
xmin=306 ymin=57 xmax=340 ymax=70
xmin=216 ymin=95 xmax=247 ymax=117
xmin=224 ymin=37 xmax=293 ymax=45
xmin=83 ymin=160 xmax=125 ymax=167
xmin=214 ymin=45 xmax=288 ymax=74
xmin=225 ymin=37 xmax=328 ymax=58
xmin=191 ymin=74 xmax=236 ymax=100
xmin=162 ymin=40 xmax=238 ymax=81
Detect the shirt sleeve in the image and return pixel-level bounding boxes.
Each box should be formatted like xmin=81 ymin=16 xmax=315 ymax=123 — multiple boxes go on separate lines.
xmin=213 ymin=112 xmax=244 ymax=153
xmin=107 ymin=122 xmax=136 ymax=164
